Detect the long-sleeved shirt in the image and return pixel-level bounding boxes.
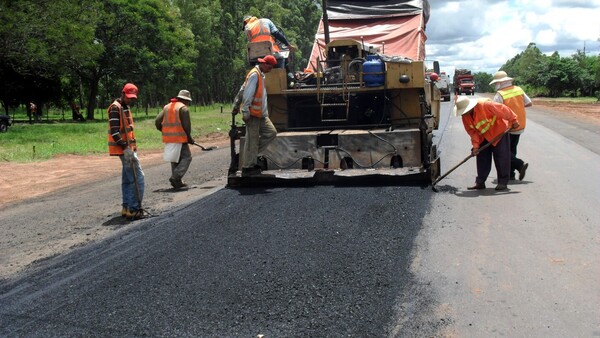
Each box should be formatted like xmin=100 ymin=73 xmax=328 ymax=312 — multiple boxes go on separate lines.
xmin=108 ymin=98 xmax=131 ymax=149
xmin=462 ymin=100 xmax=518 ymax=149
xmin=238 ymin=66 xmax=269 ymax=119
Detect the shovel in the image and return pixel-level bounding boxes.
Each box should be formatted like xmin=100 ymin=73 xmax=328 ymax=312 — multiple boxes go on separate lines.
xmin=432 ymin=127 xmax=511 ymax=192
xmin=193 ymin=142 xmax=217 ymax=151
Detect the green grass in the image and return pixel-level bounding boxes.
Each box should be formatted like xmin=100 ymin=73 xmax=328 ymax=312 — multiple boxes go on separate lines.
xmin=0 ymin=104 xmax=233 ymax=163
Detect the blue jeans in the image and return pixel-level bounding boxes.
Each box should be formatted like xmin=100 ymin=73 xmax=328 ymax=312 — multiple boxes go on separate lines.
xmin=120 ymin=153 xmax=145 ymax=211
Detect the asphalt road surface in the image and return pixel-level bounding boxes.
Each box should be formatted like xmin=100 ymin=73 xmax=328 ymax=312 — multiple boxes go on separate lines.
xmin=1 ymin=95 xmax=599 ymax=336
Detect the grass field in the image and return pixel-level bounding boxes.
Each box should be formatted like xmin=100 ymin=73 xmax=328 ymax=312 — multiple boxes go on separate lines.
xmin=0 ymin=105 xmax=232 ymax=163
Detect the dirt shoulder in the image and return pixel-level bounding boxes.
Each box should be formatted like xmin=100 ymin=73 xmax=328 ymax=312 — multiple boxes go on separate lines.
xmin=0 ymin=134 xmax=230 ymax=281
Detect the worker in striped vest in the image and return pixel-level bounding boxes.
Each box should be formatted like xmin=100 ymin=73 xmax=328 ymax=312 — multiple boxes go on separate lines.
xmin=490 ymin=71 xmax=532 ymax=181
xmin=107 ymin=83 xmax=145 ymax=220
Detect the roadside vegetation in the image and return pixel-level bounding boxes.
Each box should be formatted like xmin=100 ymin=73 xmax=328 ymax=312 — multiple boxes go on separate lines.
xmin=1 ymin=1 xmax=598 ymax=165
xmin=0 ymin=105 xmax=231 ymax=163
xmin=473 ymin=43 xmax=600 ymax=99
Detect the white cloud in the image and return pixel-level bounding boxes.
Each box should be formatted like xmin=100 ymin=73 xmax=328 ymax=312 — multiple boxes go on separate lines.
xmin=536 ymin=29 xmax=556 ymax=45
xmin=425 ymin=0 xmax=600 ymax=77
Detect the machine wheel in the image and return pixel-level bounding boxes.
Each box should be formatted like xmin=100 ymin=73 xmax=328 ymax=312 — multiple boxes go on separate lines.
xmin=0 ymin=121 xmax=7 ymax=133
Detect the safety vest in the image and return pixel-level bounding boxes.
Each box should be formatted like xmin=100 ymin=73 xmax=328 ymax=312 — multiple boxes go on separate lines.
xmin=244 ymin=66 xmax=265 ymax=118
xmin=466 ymin=101 xmax=511 ymax=147
xmin=107 ymin=100 xmax=136 ymax=155
xmin=245 ymin=17 xmax=280 ymax=53
xmin=161 ymin=100 xmax=188 ymax=143
xmin=498 ymin=85 xmax=526 ymax=131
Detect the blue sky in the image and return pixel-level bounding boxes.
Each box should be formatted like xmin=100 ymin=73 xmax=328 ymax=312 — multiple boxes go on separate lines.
xmin=425 ymin=0 xmax=600 ymax=77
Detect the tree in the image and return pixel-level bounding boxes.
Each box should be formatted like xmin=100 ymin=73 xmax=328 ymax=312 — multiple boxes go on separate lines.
xmin=540 ymin=52 xmax=580 ymax=97
xmin=473 ymin=72 xmax=493 ymax=93
xmin=77 ymin=0 xmax=197 ymax=119
xmin=0 ymin=0 xmax=102 ymax=114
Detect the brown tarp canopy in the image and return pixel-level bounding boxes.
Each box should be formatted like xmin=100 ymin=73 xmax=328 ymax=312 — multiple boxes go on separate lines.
xmin=307 ymin=0 xmax=429 ymax=70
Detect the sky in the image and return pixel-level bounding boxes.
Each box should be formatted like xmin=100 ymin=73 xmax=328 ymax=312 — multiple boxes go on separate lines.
xmin=424 ymin=0 xmax=600 ymax=78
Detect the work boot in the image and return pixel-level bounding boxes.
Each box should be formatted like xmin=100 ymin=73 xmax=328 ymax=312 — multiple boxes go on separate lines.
xmin=169 ymin=178 xmax=186 ymax=189
xmin=257 ymin=156 xmax=268 ymax=170
xmin=121 ymin=207 xmax=128 ymax=218
xmin=495 ymin=184 xmax=508 ymax=191
xmin=518 ymin=163 xmax=529 ymax=181
xmin=467 ymin=183 xmax=486 ymax=190
xmin=126 ymin=209 xmax=144 ymax=221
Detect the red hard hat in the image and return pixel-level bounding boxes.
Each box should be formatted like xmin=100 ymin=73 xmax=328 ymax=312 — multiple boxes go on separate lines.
xmin=429 ymin=72 xmax=439 ymax=81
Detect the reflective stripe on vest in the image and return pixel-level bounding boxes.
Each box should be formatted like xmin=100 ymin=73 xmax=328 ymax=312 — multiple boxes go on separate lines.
xmin=498 ymin=86 xmax=524 ymax=100
xmin=470 ymin=115 xmax=497 ymax=135
xmin=245 ymin=18 xmax=279 ymax=53
xmin=161 ymin=101 xmax=187 ymax=143
xmin=467 ymin=101 xmax=511 ymax=146
xmin=244 ymin=67 xmax=264 ymax=118
xmin=499 ymin=85 xmax=526 ymax=131
xmin=107 ymin=100 xmax=136 ymax=155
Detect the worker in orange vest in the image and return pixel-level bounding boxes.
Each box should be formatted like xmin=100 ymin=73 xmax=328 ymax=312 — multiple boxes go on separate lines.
xmin=232 ymin=55 xmax=278 ymax=177
xmin=243 ymin=15 xmax=295 ymax=69
xmin=455 ymin=96 xmax=519 ymax=191
xmin=155 ymin=90 xmax=195 ymax=189
xmin=490 ymin=71 xmax=532 ymax=181
xmin=107 ymin=83 xmax=145 ymax=220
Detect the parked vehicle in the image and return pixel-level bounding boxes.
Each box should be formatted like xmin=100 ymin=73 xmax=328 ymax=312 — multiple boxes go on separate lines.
xmin=435 ymin=72 xmax=451 ymax=101
xmin=0 ymin=114 xmax=11 ymax=132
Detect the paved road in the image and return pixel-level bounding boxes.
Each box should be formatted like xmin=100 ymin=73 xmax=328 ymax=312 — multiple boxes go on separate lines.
xmin=427 ymin=95 xmax=600 ymax=336
xmin=1 ymin=96 xmax=598 ymax=336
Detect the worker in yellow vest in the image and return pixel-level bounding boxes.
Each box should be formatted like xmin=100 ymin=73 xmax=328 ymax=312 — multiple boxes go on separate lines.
xmin=490 ymin=71 xmax=532 ymax=181
xmin=155 ymin=90 xmax=195 ymax=189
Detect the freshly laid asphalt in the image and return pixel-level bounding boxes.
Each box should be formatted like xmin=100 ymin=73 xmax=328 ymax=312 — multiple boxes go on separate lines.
xmin=0 ymin=185 xmax=443 ymax=336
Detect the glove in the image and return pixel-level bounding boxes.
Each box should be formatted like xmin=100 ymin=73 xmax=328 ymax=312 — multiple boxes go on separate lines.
xmin=123 ymin=147 xmax=134 ymax=163
xmin=188 ymin=138 xmax=195 ymax=145
xmin=511 ymin=122 xmax=520 ymax=130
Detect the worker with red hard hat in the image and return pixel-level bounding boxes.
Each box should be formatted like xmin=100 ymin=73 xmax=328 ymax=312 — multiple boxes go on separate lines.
xmin=107 ymin=83 xmax=145 ymax=220
xmin=232 ymin=55 xmax=279 ymax=177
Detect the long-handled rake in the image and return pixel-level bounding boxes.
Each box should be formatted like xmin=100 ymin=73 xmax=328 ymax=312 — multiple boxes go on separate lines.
xmin=432 ymin=128 xmax=511 ymax=192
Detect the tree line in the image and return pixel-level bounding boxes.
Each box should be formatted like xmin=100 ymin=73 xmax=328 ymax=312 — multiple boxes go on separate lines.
xmin=473 ymin=43 xmax=600 ymax=98
xmin=2 ymin=1 xmax=598 ymax=121
xmin=0 ymin=0 xmax=321 ymax=119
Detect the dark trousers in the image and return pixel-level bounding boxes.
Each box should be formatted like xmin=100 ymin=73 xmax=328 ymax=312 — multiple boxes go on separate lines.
xmin=170 ymin=143 xmax=192 ymax=182
xmin=475 ymin=133 xmax=511 ymax=185
xmin=510 ymin=134 xmax=524 ymax=177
